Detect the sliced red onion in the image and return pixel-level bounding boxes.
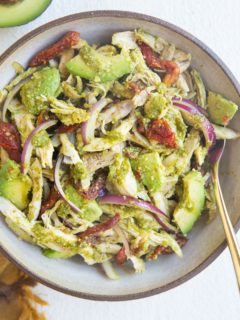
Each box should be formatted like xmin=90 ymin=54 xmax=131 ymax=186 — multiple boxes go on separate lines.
xmin=2 ymin=78 xmax=29 ymax=122
xmin=96 ymin=100 xmax=134 ymax=127
xmin=208 ymin=140 xmax=225 ymax=165
xmin=98 ymin=188 xmax=107 ymax=198
xmin=172 ymin=97 xmax=207 ymax=115
xmin=172 ymin=97 xmax=216 ymax=150
xmin=99 ymin=194 xmax=176 ymax=232
xmin=114 ymin=225 xmax=130 ymax=258
xmin=100 ymin=194 xmax=168 ymax=218
xmin=54 ymin=154 xmax=82 ymax=214
xmin=82 ymin=99 xmax=109 ymax=144
xmin=21 ymin=120 xmax=57 ymax=174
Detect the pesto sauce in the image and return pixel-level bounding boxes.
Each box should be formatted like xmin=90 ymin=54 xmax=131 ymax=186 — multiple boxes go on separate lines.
xmin=32 ymin=130 xmax=49 ymax=148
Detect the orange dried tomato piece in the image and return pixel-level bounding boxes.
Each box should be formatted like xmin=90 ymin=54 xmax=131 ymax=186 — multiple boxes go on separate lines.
xmin=138 ymin=42 xmax=180 ymax=86
xmin=29 ymin=31 xmax=80 ymax=67
xmin=77 ymin=214 xmax=120 ymax=240
xmin=0 ymin=121 xmax=21 ymax=162
xmin=146 ymin=118 xmax=177 ymax=148
xmin=41 ymin=186 xmax=61 ymax=214
xmin=57 ymin=123 xmax=81 ymax=133
xmin=115 ymin=247 xmax=127 ymax=265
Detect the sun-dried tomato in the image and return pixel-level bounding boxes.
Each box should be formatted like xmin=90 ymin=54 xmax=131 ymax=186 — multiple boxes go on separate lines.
xmin=136 ymin=118 xmax=146 ymax=134
xmin=36 ymin=110 xmax=49 ymax=126
xmin=146 ymin=118 xmax=177 ymax=148
xmin=29 ymin=31 xmax=80 ymax=67
xmin=128 ymin=82 xmax=140 ymax=94
xmin=6 ymin=149 xmax=21 ymax=163
xmin=0 ymin=122 xmax=21 ymax=150
xmin=80 ymin=175 xmax=106 ymax=200
xmin=148 ymin=235 xmax=188 ymax=260
xmin=57 ymin=123 xmax=81 ymax=134
xmin=115 ymin=247 xmax=127 ymax=265
xmin=41 ymin=186 xmax=61 ymax=214
xmin=0 ymin=121 xmax=21 ymax=162
xmin=77 ymin=214 xmax=120 ymax=240
xmin=138 ymin=42 xmax=180 ymax=86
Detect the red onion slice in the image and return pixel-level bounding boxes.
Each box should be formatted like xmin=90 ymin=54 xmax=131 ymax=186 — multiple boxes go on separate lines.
xmin=208 ymin=139 xmax=225 ymax=165
xmin=2 ymin=78 xmax=29 ymax=122
xmin=99 ymin=194 xmax=176 ymax=232
xmin=82 ymin=99 xmax=109 ymax=144
xmin=172 ymin=97 xmax=207 ymax=115
xmin=54 ymin=154 xmax=82 ymax=214
xmin=172 ymin=97 xmax=216 ymax=150
xmin=21 ymin=120 xmax=57 ymax=174
xmin=100 ymin=194 xmax=168 ymax=218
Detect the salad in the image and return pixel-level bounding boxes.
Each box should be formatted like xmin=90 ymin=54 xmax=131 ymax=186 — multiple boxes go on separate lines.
xmin=0 ymin=30 xmax=239 ymax=279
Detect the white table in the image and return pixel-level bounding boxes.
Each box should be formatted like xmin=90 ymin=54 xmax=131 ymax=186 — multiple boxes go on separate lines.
xmin=0 ymin=1 xmax=240 ymax=319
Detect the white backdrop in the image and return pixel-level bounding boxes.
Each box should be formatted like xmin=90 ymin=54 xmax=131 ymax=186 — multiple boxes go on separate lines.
xmin=0 ymin=1 xmax=240 ymax=319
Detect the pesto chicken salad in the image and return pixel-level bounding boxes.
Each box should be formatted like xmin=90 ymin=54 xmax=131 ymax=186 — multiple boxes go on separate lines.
xmin=0 ymin=30 xmax=238 ymax=279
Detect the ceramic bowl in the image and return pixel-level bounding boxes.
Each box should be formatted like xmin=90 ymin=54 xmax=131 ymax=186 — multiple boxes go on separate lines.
xmin=0 ymin=11 xmax=239 ymax=301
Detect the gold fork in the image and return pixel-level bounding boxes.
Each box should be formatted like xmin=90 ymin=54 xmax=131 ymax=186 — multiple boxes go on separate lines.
xmin=210 ymin=140 xmax=240 ymax=289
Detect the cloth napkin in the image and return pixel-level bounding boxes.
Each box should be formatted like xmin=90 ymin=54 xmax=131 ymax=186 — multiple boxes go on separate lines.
xmin=0 ymin=253 xmax=47 ymax=320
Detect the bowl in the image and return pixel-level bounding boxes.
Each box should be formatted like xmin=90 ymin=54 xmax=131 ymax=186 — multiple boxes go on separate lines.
xmin=0 ymin=11 xmax=240 ymax=301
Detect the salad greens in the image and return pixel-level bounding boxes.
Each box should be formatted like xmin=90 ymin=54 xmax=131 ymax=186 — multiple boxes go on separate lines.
xmin=0 ymin=29 xmax=238 ymax=279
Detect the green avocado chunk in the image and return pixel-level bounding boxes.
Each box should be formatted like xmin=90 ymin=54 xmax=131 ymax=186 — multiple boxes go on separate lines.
xmin=0 ymin=0 xmax=52 ymax=28
xmin=20 ymin=67 xmax=60 ymax=115
xmin=65 ymin=184 xmax=102 ymax=222
xmin=131 ymin=152 xmax=165 ymax=193
xmin=42 ymin=248 xmax=75 ymax=259
xmin=144 ymin=93 xmax=168 ymax=119
xmin=207 ymin=91 xmax=238 ymax=125
xmin=0 ymin=160 xmax=32 ymax=210
xmin=66 ymin=44 xmax=134 ymax=82
xmin=173 ymin=170 xmax=205 ymax=234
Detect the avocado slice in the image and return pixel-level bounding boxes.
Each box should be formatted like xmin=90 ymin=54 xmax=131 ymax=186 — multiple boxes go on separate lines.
xmin=173 ymin=170 xmax=205 ymax=234
xmin=66 ymin=44 xmax=134 ymax=83
xmin=0 ymin=0 xmax=52 ymax=27
xmin=0 ymin=160 xmax=32 ymax=210
xmin=20 ymin=67 xmax=60 ymax=115
xmin=42 ymin=248 xmax=75 ymax=259
xmin=144 ymin=93 xmax=168 ymax=119
xmin=207 ymin=91 xmax=238 ymax=125
xmin=131 ymin=152 xmax=165 ymax=193
xmin=64 ymin=184 xmax=102 ymax=222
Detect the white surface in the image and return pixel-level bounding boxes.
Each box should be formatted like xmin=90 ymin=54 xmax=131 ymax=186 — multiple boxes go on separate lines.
xmin=0 ymin=0 xmax=240 ymax=319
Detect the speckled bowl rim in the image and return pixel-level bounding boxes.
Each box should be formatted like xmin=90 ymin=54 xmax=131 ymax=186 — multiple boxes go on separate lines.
xmin=0 ymin=10 xmax=239 ymax=301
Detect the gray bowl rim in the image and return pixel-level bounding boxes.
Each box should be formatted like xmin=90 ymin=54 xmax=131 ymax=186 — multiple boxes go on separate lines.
xmin=0 ymin=10 xmax=239 ymax=301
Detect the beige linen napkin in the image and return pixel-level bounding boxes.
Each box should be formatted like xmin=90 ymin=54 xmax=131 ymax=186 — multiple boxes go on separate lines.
xmin=0 ymin=253 xmax=47 ymax=320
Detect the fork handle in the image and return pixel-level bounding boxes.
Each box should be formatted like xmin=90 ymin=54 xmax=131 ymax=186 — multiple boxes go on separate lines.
xmin=213 ymin=164 xmax=240 ymax=290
